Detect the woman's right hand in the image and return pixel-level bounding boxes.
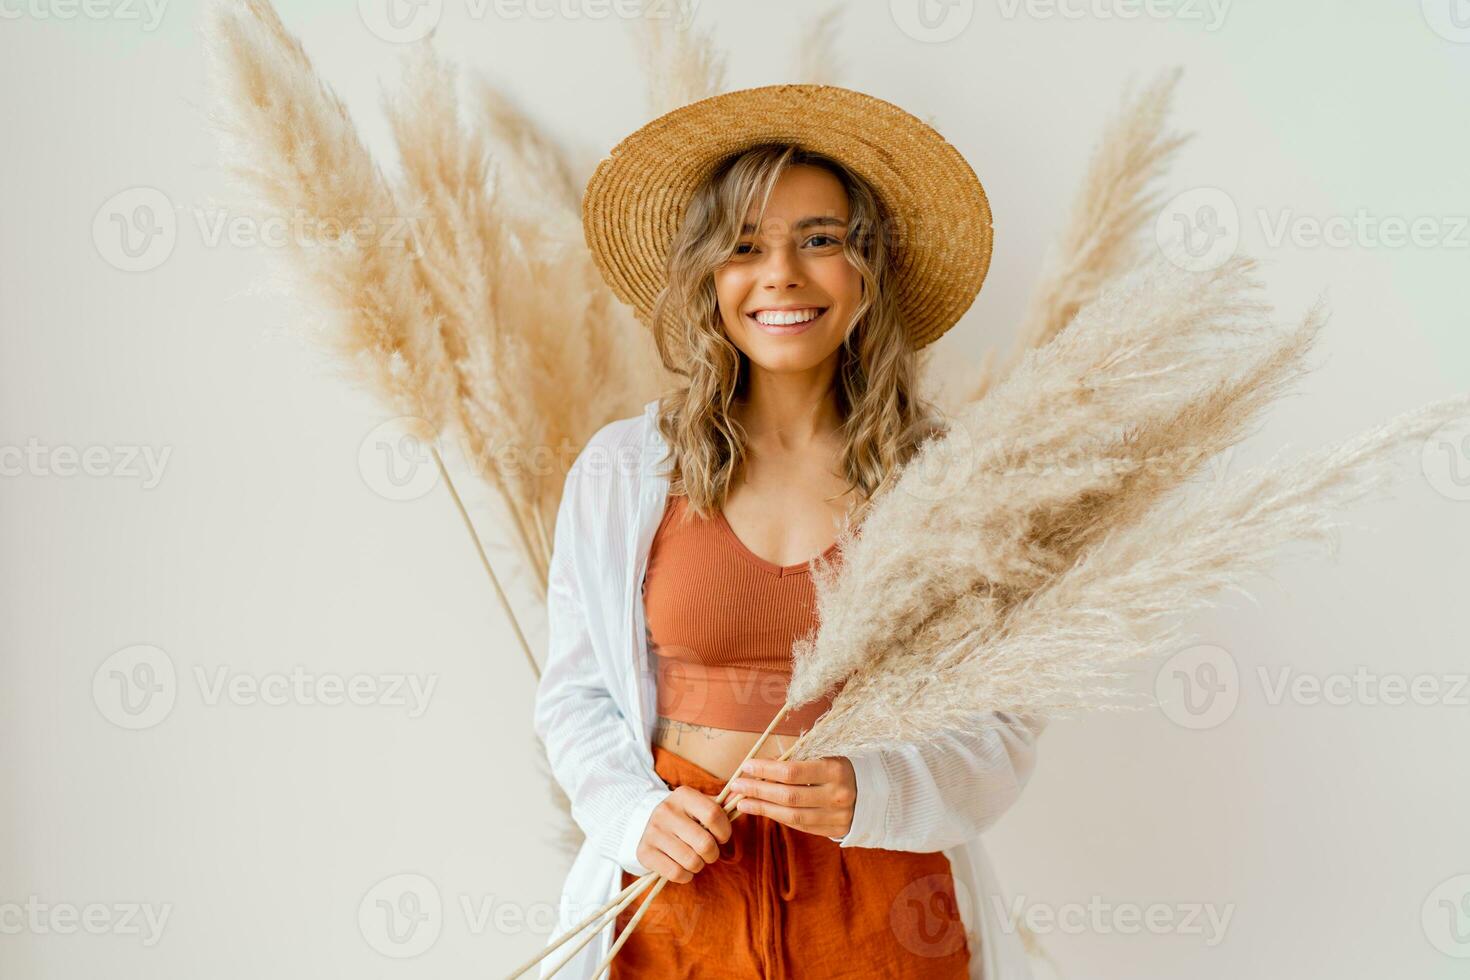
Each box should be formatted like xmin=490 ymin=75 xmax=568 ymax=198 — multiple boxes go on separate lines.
xmin=635 ymin=786 xmax=733 ymax=883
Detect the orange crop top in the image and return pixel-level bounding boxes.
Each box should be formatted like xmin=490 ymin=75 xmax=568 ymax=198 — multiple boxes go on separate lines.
xmin=643 ymin=493 xmax=849 ymax=737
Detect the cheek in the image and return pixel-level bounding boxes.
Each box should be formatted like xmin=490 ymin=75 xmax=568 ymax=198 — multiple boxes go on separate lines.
xmin=713 ymin=267 xmax=749 ymax=307
xmin=815 ymin=262 xmax=862 ymax=308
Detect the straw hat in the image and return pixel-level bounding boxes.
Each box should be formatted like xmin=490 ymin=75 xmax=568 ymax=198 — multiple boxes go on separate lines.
xmin=582 ymin=83 xmax=993 ymax=350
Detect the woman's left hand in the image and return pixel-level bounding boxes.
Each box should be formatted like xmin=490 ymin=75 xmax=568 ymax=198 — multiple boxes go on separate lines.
xmin=728 ymin=756 xmax=856 ymax=839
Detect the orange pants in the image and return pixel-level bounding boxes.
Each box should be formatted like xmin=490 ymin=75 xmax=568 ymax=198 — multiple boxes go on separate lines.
xmin=610 ymin=743 xmax=971 ymax=978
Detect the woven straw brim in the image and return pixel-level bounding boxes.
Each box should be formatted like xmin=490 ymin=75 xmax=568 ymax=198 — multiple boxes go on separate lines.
xmin=582 ymin=84 xmax=993 ymax=350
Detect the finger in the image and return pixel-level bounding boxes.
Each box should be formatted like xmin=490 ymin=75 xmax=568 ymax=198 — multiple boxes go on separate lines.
xmin=668 ymin=790 xmax=723 ymax=856
xmin=733 ymin=796 xmax=822 ymax=831
xmin=688 ymin=791 xmax=733 ymax=843
xmin=739 ymin=757 xmax=832 ymax=785
xmin=671 ymin=813 xmax=721 ymax=866
xmin=648 ymin=847 xmax=693 ymax=885
xmin=731 ymin=777 xmax=828 ymax=808
xmin=653 ymin=825 xmax=706 ymax=880
xmin=735 ymin=797 xmax=847 ymax=837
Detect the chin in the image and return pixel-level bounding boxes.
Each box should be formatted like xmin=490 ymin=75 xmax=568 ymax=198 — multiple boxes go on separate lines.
xmin=745 ymin=334 xmax=842 ymax=371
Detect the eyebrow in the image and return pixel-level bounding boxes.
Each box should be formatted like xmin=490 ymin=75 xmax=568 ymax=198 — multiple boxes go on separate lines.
xmin=739 ymin=215 xmax=848 ymax=234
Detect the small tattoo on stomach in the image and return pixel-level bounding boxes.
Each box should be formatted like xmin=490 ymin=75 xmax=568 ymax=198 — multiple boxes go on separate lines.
xmin=652 ymin=716 xmax=732 ymax=742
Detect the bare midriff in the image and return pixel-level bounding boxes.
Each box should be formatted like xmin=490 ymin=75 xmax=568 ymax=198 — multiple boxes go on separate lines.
xmin=651 ymin=715 xmax=799 ymax=784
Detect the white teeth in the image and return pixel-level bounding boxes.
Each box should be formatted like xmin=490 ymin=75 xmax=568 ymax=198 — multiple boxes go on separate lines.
xmin=753 ymin=308 xmax=823 ymax=326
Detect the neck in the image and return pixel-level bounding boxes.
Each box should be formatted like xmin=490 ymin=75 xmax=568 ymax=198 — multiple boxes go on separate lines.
xmin=734 ymin=366 xmax=842 ymax=447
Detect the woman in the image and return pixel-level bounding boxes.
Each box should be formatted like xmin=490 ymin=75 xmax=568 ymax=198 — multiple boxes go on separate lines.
xmin=535 ymin=85 xmax=1045 ymax=979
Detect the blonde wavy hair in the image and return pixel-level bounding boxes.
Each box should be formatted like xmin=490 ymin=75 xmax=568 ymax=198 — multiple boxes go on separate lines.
xmin=649 ymin=143 xmax=946 ymax=528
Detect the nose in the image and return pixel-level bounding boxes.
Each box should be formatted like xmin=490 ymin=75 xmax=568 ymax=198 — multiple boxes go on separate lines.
xmin=751 ymin=231 xmax=803 ymax=288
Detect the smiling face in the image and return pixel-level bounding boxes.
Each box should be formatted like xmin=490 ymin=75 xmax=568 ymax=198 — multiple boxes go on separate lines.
xmin=713 ymin=164 xmax=863 ymax=379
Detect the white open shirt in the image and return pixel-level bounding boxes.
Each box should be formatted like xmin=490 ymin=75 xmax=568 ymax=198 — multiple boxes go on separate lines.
xmin=533 ymin=397 xmax=1046 ymax=979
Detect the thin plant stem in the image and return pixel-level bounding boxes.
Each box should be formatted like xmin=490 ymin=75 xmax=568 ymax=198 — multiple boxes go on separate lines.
xmin=429 ymin=443 xmax=540 ymax=681
xmin=590 ymin=876 xmax=668 ymax=980
xmin=532 ymin=505 xmax=553 ymax=577
xmin=537 ymin=876 xmax=654 ymax=979
xmin=503 ymin=874 xmax=652 ymax=978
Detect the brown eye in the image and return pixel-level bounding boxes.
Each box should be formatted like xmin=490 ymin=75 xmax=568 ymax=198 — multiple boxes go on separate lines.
xmin=806 ymin=234 xmax=841 ymax=248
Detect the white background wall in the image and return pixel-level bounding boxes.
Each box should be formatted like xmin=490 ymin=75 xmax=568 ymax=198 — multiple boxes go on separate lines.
xmin=2 ymin=2 xmax=1468 ymax=978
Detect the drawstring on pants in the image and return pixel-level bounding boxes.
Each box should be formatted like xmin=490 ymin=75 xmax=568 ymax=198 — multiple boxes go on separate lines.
xmin=724 ymin=812 xmax=797 ymax=977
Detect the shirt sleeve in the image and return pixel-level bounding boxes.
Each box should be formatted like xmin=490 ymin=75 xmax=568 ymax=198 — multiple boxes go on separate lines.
xmin=826 ymin=711 xmax=1046 ymax=851
xmin=532 ymin=443 xmax=672 ymax=877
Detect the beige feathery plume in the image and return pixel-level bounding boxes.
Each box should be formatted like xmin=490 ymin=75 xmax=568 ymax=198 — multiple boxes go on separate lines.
xmin=793 ymin=4 xmax=847 ymax=86
xmin=464 ymin=74 xmax=668 ymax=436
xmin=201 ymin=4 xmax=540 ymax=681
xmin=202 ymin=1 xmax=535 ymax=680
xmin=201 ymin=0 xmax=455 ymax=434
xmin=798 ymin=392 xmax=1470 ymax=757
xmin=469 ymin=78 xmax=584 ymax=217
xmin=630 ymin=0 xmax=728 ymax=117
xmin=787 ymin=247 xmax=1297 ymax=709
xmin=385 ymin=41 xmax=609 ymax=591
xmin=961 ymin=67 xmax=1192 ymax=406
xmin=835 ymin=301 xmax=1328 ymax=728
